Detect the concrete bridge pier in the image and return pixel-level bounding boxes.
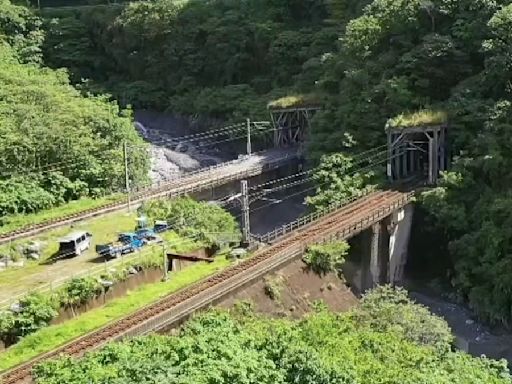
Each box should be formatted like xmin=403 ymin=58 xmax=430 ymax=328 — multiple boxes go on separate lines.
xmin=359 ymin=204 xmax=414 ymax=291
xmin=388 ymin=204 xmax=414 ymax=285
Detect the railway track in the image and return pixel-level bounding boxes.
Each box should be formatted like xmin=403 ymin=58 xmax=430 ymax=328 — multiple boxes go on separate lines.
xmin=0 ymin=150 xmax=295 ymax=246
xmin=1 ymin=188 xmax=414 ymax=384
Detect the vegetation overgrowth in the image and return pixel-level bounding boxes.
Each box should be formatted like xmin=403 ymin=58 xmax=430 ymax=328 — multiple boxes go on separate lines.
xmin=303 ymin=241 xmax=349 ymax=276
xmin=387 ymin=109 xmax=449 ymax=129
xmin=0 ymin=0 xmax=148 ymax=218
xmin=140 ymin=197 xmax=241 ymax=246
xmin=0 ymin=256 xmax=230 ymax=371
xmin=33 ymin=287 xmax=511 ymax=383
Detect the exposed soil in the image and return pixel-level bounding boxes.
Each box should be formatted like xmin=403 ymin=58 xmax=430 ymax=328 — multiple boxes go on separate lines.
xmin=219 ymin=259 xmax=358 ymax=317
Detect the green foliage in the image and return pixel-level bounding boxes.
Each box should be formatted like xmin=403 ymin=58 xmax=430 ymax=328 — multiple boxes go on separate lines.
xmin=0 ymin=310 xmax=16 ymax=345
xmin=355 ymin=285 xmax=454 ymax=353
xmin=306 ymin=153 xmax=377 ymax=211
xmin=33 ymin=291 xmax=511 ymax=384
xmin=0 ymin=0 xmax=44 ymax=63
xmin=303 ymin=240 xmax=349 ymax=276
xmin=40 ymin=0 xmax=338 ymax=118
xmin=0 ymin=0 xmax=149 ymax=218
xmin=140 ymin=197 xmax=241 ymax=246
xmin=59 ymin=277 xmax=101 ymax=311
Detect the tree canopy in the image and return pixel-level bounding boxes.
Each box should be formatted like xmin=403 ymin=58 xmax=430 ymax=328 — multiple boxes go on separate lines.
xmin=33 ymin=288 xmax=511 ymax=384
xmin=0 ymin=0 xmax=149 ymax=217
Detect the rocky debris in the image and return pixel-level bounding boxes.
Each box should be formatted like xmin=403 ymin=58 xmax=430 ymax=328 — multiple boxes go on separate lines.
xmin=135 ymin=116 xmax=225 ymax=185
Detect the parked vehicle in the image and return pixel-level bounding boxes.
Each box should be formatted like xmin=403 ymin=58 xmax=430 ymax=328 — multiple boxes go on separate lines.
xmin=96 ymin=233 xmax=144 ymax=259
xmin=135 ymin=228 xmax=162 ymax=244
xmin=154 ymin=220 xmax=170 ymax=233
xmin=58 ymin=231 xmax=92 ymax=257
xmin=136 ymin=216 xmax=170 ymax=235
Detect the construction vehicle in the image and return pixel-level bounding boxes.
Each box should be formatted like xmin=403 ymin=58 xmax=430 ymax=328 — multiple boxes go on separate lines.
xmin=96 ymin=233 xmax=144 ymax=259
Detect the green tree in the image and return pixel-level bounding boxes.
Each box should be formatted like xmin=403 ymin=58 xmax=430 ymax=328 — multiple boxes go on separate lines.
xmin=33 ymin=291 xmax=511 ymax=384
xmin=140 ymin=197 xmax=241 ymax=246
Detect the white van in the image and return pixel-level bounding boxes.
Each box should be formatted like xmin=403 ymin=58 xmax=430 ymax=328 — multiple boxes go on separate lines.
xmin=58 ymin=231 xmax=92 ymax=257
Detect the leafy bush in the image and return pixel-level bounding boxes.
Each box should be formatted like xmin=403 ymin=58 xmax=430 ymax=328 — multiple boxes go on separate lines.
xmin=264 ymin=276 xmax=283 ymax=301
xmin=303 ymin=241 xmax=349 ymax=276
xmin=306 ymin=153 xmax=377 ymax=211
xmin=12 ymin=293 xmax=58 ymax=339
xmin=141 ymin=197 xmax=241 ymax=246
xmin=59 ymin=277 xmax=102 ymax=316
xmin=355 ymin=286 xmax=454 ymax=353
xmin=0 ymin=310 xmax=16 ymax=345
xmin=33 ymin=298 xmax=511 ymax=384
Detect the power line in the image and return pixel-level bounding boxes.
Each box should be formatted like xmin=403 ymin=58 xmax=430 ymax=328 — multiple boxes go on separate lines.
xmin=242 ymin=149 xmax=404 ymax=217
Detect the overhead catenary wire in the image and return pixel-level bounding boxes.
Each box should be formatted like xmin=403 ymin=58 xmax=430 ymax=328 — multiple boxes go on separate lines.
xmin=247 ymin=144 xmax=388 ymax=192
xmin=217 ymin=146 xmax=392 ymax=210
xmin=127 ymin=123 xmax=278 ymax=150
xmin=128 ymin=121 xmax=272 ymax=149
xmin=240 ymin=149 xmax=405 ymax=217
xmin=0 ymin=120 xmax=265 ymax=178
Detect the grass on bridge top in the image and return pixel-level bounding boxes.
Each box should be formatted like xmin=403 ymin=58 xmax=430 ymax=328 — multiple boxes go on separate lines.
xmin=267 ymin=94 xmax=321 ymax=110
xmin=0 ymin=255 xmax=231 ymax=372
xmin=386 ymin=109 xmax=448 ymax=130
xmin=0 ymin=194 xmax=126 ymax=236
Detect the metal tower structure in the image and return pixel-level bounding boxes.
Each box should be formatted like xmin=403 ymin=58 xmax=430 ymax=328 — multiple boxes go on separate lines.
xmin=268 ymin=105 xmax=321 ymax=149
xmin=387 ymin=123 xmax=448 ymax=184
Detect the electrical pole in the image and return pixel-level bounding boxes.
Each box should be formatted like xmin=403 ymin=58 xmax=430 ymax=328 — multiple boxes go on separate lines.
xmin=162 ymin=244 xmax=168 ymax=281
xmin=246 ymin=118 xmax=252 ymax=156
xmin=123 ymin=142 xmax=131 ymax=211
xmin=241 ymin=180 xmax=250 ymax=245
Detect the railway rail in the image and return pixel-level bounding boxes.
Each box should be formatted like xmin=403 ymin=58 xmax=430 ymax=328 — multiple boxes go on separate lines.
xmin=1 ymin=187 xmax=414 ymax=384
xmin=0 ymin=149 xmax=296 ymax=246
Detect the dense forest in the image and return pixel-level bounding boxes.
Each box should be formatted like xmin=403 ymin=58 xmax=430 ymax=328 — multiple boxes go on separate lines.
xmin=33 ymin=288 xmax=511 ymax=383
xmin=3 ymin=0 xmax=512 ymax=326
xmin=0 ymin=0 xmax=148 ymax=218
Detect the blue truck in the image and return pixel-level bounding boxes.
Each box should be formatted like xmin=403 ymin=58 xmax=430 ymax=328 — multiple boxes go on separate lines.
xmin=96 ymin=233 xmax=145 ymax=259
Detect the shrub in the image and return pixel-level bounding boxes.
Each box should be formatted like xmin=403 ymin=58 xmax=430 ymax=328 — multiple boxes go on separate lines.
xmin=355 ymin=286 xmax=454 ymax=353
xmin=303 ymin=241 xmax=349 ymax=276
xmin=14 ymin=292 xmax=58 ymax=338
xmin=60 ymin=277 xmax=102 ymax=316
xmin=264 ymin=276 xmax=283 ymax=301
